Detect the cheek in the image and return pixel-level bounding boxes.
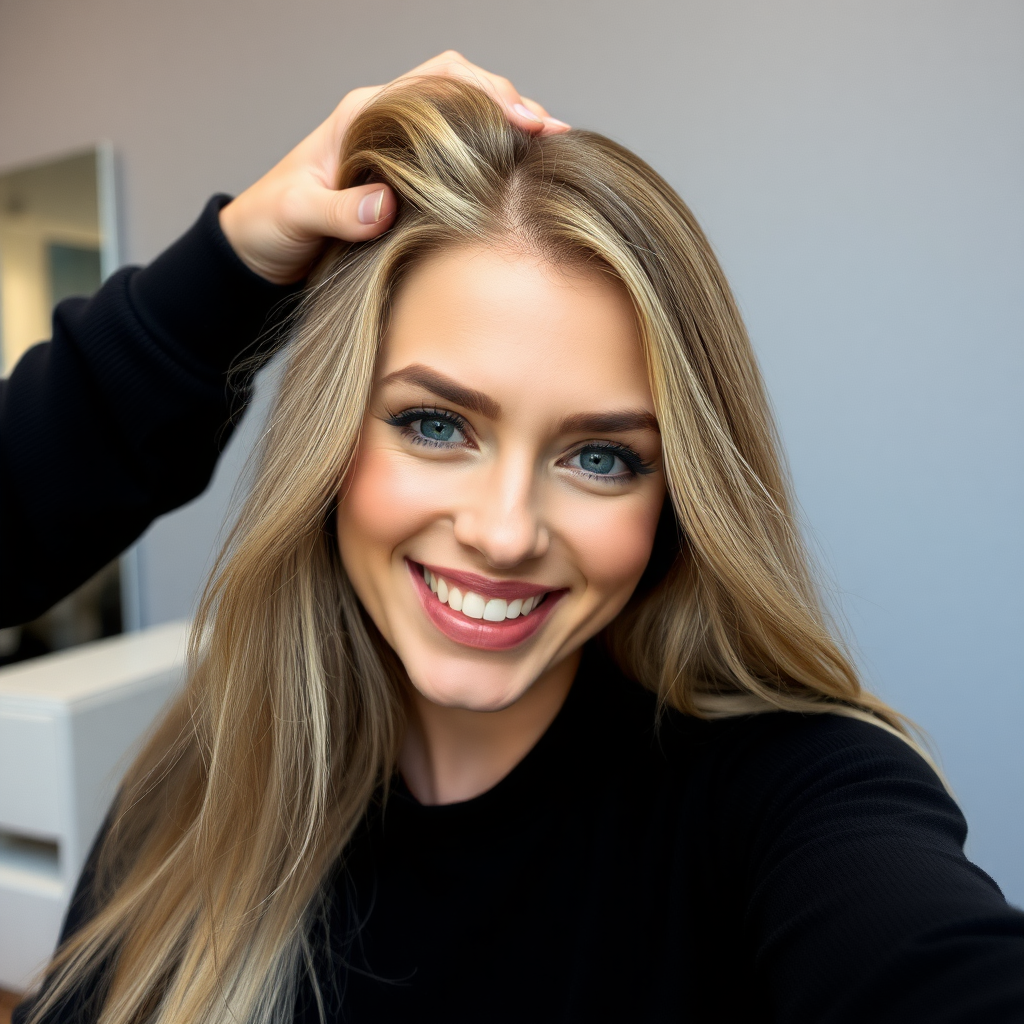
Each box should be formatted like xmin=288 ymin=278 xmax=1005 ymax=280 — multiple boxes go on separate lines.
xmin=560 ymin=489 xmax=665 ymax=598
xmin=336 ymin=443 xmax=441 ymax=564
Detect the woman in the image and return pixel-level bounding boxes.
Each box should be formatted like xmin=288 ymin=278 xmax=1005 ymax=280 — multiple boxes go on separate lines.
xmin=20 ymin=79 xmax=1024 ymax=1024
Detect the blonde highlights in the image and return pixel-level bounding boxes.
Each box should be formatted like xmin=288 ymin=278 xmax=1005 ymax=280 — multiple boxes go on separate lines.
xmin=26 ymin=78 xmax=911 ymax=1024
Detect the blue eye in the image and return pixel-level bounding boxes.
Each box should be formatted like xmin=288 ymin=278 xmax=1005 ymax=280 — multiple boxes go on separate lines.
xmin=417 ymin=417 xmax=456 ymax=442
xmin=578 ymin=448 xmax=620 ymax=475
xmin=570 ymin=445 xmax=638 ymax=479
xmin=385 ymin=407 xmax=468 ymax=447
xmin=567 ymin=443 xmax=653 ymax=481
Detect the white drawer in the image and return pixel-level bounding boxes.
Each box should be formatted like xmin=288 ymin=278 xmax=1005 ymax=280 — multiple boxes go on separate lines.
xmin=0 ymin=710 xmax=61 ymax=838
xmin=0 ymin=884 xmax=64 ymax=989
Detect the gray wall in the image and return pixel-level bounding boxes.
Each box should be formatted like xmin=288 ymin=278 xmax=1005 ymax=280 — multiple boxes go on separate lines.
xmin=1 ymin=0 xmax=1021 ymax=902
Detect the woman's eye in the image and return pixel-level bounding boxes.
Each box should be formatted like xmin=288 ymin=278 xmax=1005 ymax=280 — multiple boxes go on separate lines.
xmin=569 ymin=446 xmax=635 ymax=479
xmin=385 ymin=408 xmax=469 ymax=447
xmin=415 ymin=417 xmax=461 ymax=443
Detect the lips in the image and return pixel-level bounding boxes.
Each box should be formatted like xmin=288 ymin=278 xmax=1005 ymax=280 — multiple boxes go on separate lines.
xmin=407 ymin=559 xmax=563 ymax=651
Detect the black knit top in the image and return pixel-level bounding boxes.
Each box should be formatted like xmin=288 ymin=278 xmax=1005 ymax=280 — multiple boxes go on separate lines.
xmin=29 ymin=645 xmax=1023 ymax=1023
xmin=290 ymin=645 xmax=1024 ymax=1023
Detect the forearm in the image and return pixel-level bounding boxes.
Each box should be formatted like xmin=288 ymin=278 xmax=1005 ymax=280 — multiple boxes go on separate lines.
xmin=0 ymin=197 xmax=300 ymax=626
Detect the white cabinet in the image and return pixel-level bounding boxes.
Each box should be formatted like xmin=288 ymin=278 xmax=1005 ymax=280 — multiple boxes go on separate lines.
xmin=0 ymin=621 xmax=187 ymax=990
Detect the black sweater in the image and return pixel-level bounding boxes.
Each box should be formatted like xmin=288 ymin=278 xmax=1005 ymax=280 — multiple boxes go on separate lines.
xmin=301 ymin=647 xmax=1024 ymax=1023
xmin=27 ymin=647 xmax=1024 ymax=1024
xmin=0 ymin=196 xmax=299 ymax=627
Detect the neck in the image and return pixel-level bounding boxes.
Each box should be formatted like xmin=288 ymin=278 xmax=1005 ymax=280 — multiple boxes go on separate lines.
xmin=399 ymin=650 xmax=580 ymax=806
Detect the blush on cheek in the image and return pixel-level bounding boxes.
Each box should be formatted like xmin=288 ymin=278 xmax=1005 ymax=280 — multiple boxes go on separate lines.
xmin=338 ymin=445 xmax=447 ymax=550
xmin=567 ymin=496 xmax=664 ymax=598
xmin=335 ymin=443 xmax=452 ymax=649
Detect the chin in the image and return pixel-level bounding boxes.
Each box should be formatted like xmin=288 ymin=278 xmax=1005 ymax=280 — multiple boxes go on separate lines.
xmin=403 ymin=646 xmax=535 ymax=712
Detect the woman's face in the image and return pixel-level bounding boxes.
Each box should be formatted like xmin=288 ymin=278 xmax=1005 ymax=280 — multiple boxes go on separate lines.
xmin=336 ymin=244 xmax=666 ymax=711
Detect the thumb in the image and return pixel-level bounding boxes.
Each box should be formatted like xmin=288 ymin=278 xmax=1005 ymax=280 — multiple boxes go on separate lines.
xmin=309 ymin=182 xmax=398 ymax=242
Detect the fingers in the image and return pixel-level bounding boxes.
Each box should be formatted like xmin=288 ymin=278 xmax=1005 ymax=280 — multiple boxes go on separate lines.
xmin=519 ymin=96 xmax=571 ymax=136
xmin=310 ymin=182 xmax=398 ymax=242
xmin=519 ymin=96 xmax=551 ymax=120
xmin=235 ymin=50 xmax=569 ymax=283
xmin=323 ymin=52 xmax=571 ymax=152
xmin=399 ymin=50 xmax=571 ymax=135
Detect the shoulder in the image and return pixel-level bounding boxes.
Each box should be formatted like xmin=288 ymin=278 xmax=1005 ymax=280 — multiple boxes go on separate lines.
xmin=585 ymin=646 xmax=927 ymax=785
xmin=583 ymin=656 xmax=966 ymax=849
xmin=578 ymin=665 xmax=1024 ymax=1020
xmin=652 ymin=703 xmax=969 ymax=849
xmin=661 ymin=701 xmax=940 ymax=788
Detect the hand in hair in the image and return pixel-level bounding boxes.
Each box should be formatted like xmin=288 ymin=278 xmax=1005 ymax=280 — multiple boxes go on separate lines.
xmin=219 ymin=51 xmax=570 ymax=284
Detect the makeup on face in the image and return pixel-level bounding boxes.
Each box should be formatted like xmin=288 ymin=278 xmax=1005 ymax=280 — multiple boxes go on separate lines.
xmin=335 ymin=243 xmax=666 ymax=716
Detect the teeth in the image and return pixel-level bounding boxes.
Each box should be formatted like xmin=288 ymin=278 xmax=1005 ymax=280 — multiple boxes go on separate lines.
xmin=421 ymin=567 xmax=545 ymax=623
xmin=462 ymin=592 xmax=485 ymax=619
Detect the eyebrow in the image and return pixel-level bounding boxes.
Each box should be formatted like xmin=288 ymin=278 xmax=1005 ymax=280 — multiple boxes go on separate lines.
xmin=379 ymin=364 xmax=501 ymax=419
xmin=557 ymin=410 xmax=660 ymax=435
xmin=379 ymin=363 xmax=660 ymax=435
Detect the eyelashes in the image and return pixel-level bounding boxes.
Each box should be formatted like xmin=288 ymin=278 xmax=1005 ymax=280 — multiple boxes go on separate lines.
xmin=383 ymin=405 xmax=655 ymax=482
xmin=384 ymin=406 xmax=469 ymax=447
xmin=567 ymin=441 xmax=655 ymax=478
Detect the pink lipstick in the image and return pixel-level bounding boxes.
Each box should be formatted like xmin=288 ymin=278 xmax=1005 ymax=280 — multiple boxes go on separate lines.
xmin=407 ymin=559 xmax=563 ymax=651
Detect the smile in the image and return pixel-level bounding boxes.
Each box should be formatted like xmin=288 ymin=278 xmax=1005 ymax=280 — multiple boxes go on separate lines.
xmin=422 ymin=564 xmax=548 ymax=620
xmin=407 ymin=559 xmax=563 ymax=651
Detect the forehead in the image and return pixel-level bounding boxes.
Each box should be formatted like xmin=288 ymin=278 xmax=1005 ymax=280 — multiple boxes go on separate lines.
xmin=379 ymin=245 xmax=652 ymax=413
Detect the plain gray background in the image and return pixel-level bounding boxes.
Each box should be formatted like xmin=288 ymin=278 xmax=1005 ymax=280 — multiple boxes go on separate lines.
xmin=1 ymin=0 xmax=1021 ymax=903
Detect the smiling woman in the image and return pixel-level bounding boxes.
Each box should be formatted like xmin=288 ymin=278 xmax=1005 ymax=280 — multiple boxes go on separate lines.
xmin=338 ymin=245 xmax=665 ymax=800
xmin=18 ymin=79 xmax=1024 ymax=1024
xmin=339 ymin=241 xmax=663 ymax=798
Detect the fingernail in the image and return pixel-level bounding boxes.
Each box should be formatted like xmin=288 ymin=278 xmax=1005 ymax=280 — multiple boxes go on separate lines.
xmin=545 ymin=117 xmax=572 ymax=129
xmin=512 ymin=103 xmax=543 ymax=124
xmin=358 ymin=189 xmax=386 ymax=224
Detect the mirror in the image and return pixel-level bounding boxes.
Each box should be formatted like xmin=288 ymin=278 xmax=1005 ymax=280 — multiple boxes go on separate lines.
xmin=0 ymin=145 xmax=117 ymax=372
xmin=0 ymin=145 xmax=125 ymax=665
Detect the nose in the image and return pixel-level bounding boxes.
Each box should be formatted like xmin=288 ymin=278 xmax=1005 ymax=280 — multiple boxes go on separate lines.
xmin=452 ymin=452 xmax=550 ymax=568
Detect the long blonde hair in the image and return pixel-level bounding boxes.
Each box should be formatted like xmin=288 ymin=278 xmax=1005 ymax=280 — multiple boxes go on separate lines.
xmin=27 ymin=79 xmax=913 ymax=1024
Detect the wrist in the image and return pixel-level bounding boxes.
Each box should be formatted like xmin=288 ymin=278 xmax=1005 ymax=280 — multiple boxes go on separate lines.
xmin=219 ymin=193 xmax=316 ymax=286
xmin=218 ymin=195 xmax=268 ymax=281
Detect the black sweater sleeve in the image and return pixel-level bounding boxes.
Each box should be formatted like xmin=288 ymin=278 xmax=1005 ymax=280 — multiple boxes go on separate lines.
xmin=717 ymin=714 xmax=1024 ymax=1023
xmin=0 ymin=196 xmax=301 ymax=627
